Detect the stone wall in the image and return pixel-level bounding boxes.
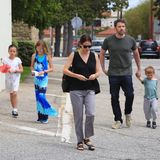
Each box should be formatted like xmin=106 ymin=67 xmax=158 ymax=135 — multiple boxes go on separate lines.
xmin=12 ymin=21 xmax=39 ymax=43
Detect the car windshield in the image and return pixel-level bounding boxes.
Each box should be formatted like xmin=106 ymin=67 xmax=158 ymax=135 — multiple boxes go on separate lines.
xmin=140 ymin=41 xmax=158 ymax=47
xmin=92 ymin=41 xmax=103 ymax=46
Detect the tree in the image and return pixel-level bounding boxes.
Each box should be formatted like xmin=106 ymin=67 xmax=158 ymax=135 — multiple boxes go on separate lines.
xmin=12 ymin=0 xmax=130 ymax=56
xmin=51 ymin=0 xmax=112 ymax=56
xmin=12 ymin=0 xmax=61 ymax=39
xmin=110 ymin=0 xmax=129 ymax=18
xmin=153 ymin=0 xmax=160 ymax=19
xmin=124 ymin=0 xmax=150 ymax=39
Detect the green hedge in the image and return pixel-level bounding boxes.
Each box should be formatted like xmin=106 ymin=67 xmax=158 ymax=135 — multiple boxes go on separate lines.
xmin=20 ymin=66 xmax=31 ymax=82
xmin=12 ymin=40 xmax=35 ymax=66
xmin=18 ymin=41 xmax=35 ymax=66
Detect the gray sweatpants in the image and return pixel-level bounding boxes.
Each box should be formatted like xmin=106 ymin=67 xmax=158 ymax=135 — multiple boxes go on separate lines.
xmin=143 ymin=98 xmax=158 ymax=121
xmin=70 ymin=90 xmax=95 ymax=143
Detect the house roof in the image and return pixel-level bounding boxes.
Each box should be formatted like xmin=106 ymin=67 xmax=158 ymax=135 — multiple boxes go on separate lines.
xmin=97 ymin=28 xmax=116 ymax=37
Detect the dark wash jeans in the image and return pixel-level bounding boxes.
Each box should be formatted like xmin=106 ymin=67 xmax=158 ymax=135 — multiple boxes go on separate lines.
xmin=108 ymin=75 xmax=134 ymax=123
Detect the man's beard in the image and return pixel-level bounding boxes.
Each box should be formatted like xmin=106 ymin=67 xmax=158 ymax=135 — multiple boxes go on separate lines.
xmin=118 ymin=30 xmax=125 ymax=36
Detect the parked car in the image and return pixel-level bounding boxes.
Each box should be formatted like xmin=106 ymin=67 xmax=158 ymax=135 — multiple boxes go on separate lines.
xmin=90 ymin=39 xmax=109 ymax=59
xmin=90 ymin=39 xmax=103 ymax=54
xmin=138 ymin=40 xmax=160 ymax=58
xmin=105 ymin=50 xmax=109 ymax=59
xmin=136 ymin=39 xmax=141 ymax=47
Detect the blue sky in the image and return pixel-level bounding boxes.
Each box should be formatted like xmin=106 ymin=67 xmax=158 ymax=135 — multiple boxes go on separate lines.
xmin=128 ymin=0 xmax=144 ymax=9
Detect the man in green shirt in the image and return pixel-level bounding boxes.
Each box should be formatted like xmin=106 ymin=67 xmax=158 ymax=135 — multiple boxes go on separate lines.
xmin=100 ymin=19 xmax=141 ymax=129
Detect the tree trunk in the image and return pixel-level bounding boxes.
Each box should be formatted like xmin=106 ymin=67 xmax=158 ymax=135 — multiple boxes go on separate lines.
xmin=50 ymin=27 xmax=54 ymax=56
xmin=67 ymin=21 xmax=73 ymax=56
xmin=39 ymin=30 xmax=43 ymax=40
xmin=63 ymin=23 xmax=68 ymax=57
xmin=117 ymin=10 xmax=120 ymax=19
xmin=54 ymin=25 xmax=61 ymax=57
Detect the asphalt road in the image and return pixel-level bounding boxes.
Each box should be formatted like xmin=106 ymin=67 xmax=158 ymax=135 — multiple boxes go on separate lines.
xmin=0 ymin=58 xmax=160 ymax=160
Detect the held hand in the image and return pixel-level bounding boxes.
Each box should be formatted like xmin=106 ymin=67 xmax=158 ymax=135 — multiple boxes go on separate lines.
xmin=135 ymin=70 xmax=141 ymax=79
xmin=88 ymin=74 xmax=96 ymax=80
xmin=77 ymin=74 xmax=88 ymax=81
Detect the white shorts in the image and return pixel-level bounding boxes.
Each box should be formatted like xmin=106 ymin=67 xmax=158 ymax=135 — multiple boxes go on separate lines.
xmin=6 ymin=79 xmax=19 ymax=93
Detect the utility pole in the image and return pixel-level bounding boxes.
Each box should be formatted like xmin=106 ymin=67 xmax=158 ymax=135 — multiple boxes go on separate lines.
xmin=149 ymin=0 xmax=154 ymax=39
xmin=119 ymin=0 xmax=128 ymax=19
xmin=120 ymin=4 xmax=123 ymax=19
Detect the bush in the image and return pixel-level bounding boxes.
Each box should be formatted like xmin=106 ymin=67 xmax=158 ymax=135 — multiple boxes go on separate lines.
xmin=12 ymin=38 xmax=18 ymax=48
xmin=20 ymin=66 xmax=31 ymax=82
xmin=17 ymin=41 xmax=35 ymax=66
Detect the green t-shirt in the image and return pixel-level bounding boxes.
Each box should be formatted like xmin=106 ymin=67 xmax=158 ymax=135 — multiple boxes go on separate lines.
xmin=143 ymin=78 xmax=158 ymax=99
xmin=102 ymin=35 xmax=136 ymax=76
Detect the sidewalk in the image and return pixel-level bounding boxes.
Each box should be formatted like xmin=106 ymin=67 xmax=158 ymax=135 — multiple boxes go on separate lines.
xmin=0 ymin=58 xmax=66 ymax=133
xmin=0 ymin=58 xmax=160 ymax=160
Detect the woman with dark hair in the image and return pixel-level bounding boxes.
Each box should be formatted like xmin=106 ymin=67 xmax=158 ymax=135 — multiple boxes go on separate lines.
xmin=30 ymin=40 xmax=57 ymax=123
xmin=63 ymin=34 xmax=101 ymax=151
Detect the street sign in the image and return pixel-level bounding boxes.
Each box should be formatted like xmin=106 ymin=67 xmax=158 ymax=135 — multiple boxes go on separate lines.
xmin=71 ymin=16 xmax=82 ymax=29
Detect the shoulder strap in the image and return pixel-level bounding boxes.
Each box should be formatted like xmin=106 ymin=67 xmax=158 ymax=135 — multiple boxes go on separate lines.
xmin=71 ymin=51 xmax=78 ymax=67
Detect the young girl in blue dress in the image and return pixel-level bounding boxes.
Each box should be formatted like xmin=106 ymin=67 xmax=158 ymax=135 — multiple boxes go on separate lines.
xmin=30 ymin=40 xmax=57 ymax=123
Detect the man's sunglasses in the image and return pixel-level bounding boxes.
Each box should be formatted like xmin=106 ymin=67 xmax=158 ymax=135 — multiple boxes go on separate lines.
xmin=83 ymin=45 xmax=92 ymax=48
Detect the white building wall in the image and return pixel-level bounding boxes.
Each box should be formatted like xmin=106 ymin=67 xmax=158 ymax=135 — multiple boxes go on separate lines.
xmin=101 ymin=17 xmax=117 ymax=28
xmin=101 ymin=10 xmax=117 ymax=28
xmin=0 ymin=0 xmax=11 ymax=91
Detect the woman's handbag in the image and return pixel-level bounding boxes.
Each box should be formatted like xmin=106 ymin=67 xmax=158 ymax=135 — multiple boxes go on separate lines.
xmin=93 ymin=79 xmax=100 ymax=94
xmin=61 ymin=67 xmax=72 ymax=92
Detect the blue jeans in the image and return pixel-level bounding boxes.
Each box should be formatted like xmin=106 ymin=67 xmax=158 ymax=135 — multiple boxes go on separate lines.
xmin=108 ymin=75 xmax=134 ymax=123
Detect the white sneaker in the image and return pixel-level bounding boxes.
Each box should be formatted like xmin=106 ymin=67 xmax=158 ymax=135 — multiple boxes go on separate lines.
xmin=40 ymin=120 xmax=48 ymax=124
xmin=112 ymin=121 xmax=122 ymax=129
xmin=12 ymin=110 xmax=18 ymax=117
xmin=125 ymin=114 xmax=132 ymax=128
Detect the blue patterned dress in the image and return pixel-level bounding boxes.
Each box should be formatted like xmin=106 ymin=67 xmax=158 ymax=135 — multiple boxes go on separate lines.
xmin=34 ymin=53 xmax=57 ymax=122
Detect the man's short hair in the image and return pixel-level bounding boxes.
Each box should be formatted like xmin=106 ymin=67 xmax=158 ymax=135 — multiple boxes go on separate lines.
xmin=114 ymin=19 xmax=126 ymax=27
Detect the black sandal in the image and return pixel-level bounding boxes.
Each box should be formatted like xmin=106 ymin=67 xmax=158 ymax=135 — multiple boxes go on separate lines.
xmin=84 ymin=139 xmax=95 ymax=151
xmin=77 ymin=142 xmax=84 ymax=151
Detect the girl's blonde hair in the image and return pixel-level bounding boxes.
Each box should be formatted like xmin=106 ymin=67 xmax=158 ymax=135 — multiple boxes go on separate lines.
xmin=35 ymin=40 xmax=50 ymax=55
xmin=145 ymin=66 xmax=155 ymax=74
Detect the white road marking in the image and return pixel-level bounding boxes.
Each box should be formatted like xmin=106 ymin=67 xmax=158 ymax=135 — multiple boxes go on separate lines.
xmin=0 ymin=121 xmax=56 ymax=136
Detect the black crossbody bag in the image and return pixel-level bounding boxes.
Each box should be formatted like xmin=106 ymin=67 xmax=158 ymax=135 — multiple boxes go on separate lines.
xmin=61 ymin=51 xmax=100 ymax=94
xmin=61 ymin=66 xmax=72 ymax=92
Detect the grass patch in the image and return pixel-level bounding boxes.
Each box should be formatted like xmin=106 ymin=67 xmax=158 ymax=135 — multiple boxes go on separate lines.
xmin=20 ymin=66 xmax=31 ymax=82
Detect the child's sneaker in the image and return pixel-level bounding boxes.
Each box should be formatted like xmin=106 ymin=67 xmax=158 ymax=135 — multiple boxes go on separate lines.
xmin=40 ymin=119 xmax=48 ymax=124
xmin=112 ymin=121 xmax=122 ymax=129
xmin=12 ymin=110 xmax=18 ymax=118
xmin=146 ymin=121 xmax=151 ymax=128
xmin=152 ymin=121 xmax=157 ymax=129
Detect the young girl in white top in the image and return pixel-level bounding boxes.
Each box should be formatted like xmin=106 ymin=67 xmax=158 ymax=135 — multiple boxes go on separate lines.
xmin=3 ymin=44 xmax=23 ymax=117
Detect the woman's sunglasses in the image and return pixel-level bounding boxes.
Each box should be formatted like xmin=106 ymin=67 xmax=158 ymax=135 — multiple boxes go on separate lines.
xmin=83 ymin=45 xmax=92 ymax=48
